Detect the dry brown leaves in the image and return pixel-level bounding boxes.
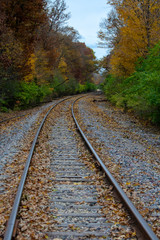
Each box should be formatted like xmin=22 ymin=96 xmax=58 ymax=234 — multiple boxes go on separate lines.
xmin=16 ymin=107 xmax=62 ymax=239
xmin=0 ymin=103 xmax=58 ymax=239
xmin=74 ymin=95 xmax=160 ymax=237
xmin=66 ymin=100 xmax=137 ymax=239
xmin=15 ymin=98 xmax=77 ymax=239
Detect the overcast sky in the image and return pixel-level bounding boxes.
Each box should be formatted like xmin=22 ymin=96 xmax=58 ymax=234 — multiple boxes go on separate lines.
xmin=65 ymin=0 xmax=111 ymax=59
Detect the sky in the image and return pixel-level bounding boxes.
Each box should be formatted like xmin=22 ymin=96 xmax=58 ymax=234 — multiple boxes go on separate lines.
xmin=65 ymin=0 xmax=111 ymax=59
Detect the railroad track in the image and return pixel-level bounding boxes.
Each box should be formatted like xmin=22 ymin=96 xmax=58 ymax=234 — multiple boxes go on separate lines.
xmin=0 ymin=114 xmax=26 ymax=124
xmin=2 ymin=95 xmax=158 ymax=240
xmin=0 ymin=101 xmax=55 ymax=124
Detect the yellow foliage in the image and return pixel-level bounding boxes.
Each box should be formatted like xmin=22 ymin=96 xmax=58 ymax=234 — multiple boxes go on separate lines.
xmin=24 ymin=53 xmax=36 ymax=82
xmin=34 ymin=49 xmax=53 ymax=85
xmin=58 ymin=58 xmax=67 ymax=73
xmin=108 ymin=0 xmax=160 ymax=77
xmin=58 ymin=57 xmax=69 ymax=80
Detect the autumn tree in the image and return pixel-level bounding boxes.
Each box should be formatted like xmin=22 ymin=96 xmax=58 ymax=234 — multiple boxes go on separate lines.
xmin=48 ymin=0 xmax=70 ymax=33
xmin=34 ymin=0 xmax=97 ymax=86
xmin=0 ymin=9 xmax=25 ymax=107
xmin=0 ymin=0 xmax=97 ymax=110
xmin=98 ymin=8 xmax=122 ymax=49
xmin=33 ymin=0 xmax=72 ymax=84
xmin=99 ymin=0 xmax=160 ymax=76
xmin=0 ymin=0 xmax=47 ymax=108
xmin=99 ymin=54 xmax=112 ymax=74
xmin=2 ymin=0 xmax=46 ymax=51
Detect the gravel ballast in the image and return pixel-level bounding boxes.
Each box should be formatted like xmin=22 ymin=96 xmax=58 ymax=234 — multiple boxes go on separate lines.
xmin=0 ymin=101 xmax=57 ymax=237
xmin=76 ymin=94 xmax=160 ymax=237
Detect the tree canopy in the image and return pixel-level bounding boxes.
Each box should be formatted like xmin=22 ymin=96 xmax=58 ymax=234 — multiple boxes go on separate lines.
xmin=98 ymin=0 xmax=160 ymax=123
xmin=99 ymin=0 xmax=160 ymax=76
xmin=0 ymin=0 xmax=97 ymax=110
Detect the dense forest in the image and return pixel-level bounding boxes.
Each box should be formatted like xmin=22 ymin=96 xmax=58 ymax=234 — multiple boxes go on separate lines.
xmin=0 ymin=0 xmax=97 ymax=111
xmin=1 ymin=0 xmax=160 ymax=123
xmin=99 ymin=0 xmax=160 ymax=123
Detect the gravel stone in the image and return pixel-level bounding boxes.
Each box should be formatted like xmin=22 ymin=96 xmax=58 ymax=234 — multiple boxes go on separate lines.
xmin=77 ymin=95 xmax=160 ymax=237
xmin=0 ymin=101 xmax=56 ymax=194
xmin=47 ymin=100 xmax=136 ymax=239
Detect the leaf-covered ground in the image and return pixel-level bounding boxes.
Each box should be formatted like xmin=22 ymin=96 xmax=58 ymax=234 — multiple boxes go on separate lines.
xmin=0 ymin=100 xmax=58 ymax=238
xmin=76 ymin=94 xmax=160 ymax=238
xmin=16 ymin=98 xmax=137 ymax=239
xmin=3 ymin=97 xmax=138 ymax=239
xmin=1 ymin=95 xmax=159 ymax=239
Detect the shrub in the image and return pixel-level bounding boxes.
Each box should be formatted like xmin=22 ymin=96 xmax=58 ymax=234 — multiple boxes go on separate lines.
xmin=15 ymin=82 xmax=52 ymax=108
xmin=102 ymin=42 xmax=160 ymax=123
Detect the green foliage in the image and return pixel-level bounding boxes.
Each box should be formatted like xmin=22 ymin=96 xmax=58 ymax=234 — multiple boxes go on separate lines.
xmin=51 ymin=72 xmax=97 ymax=97
xmin=83 ymin=81 xmax=97 ymax=92
xmin=75 ymin=82 xmax=96 ymax=94
xmin=0 ymin=77 xmax=20 ymax=110
xmin=76 ymin=83 xmax=86 ymax=93
xmin=51 ymin=72 xmax=77 ymax=96
xmin=16 ymin=82 xmax=39 ymax=106
xmin=0 ymin=72 xmax=97 ymax=111
xmin=15 ymin=82 xmax=52 ymax=108
xmin=103 ymin=42 xmax=160 ymax=123
xmin=0 ymin=95 xmax=7 ymax=112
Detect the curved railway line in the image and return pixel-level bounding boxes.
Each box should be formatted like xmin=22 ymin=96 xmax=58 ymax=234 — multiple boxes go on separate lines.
xmin=1 ymin=95 xmax=159 ymax=240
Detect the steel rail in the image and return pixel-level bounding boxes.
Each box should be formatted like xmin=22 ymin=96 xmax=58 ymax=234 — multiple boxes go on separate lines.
xmin=0 ymin=102 xmax=53 ymax=124
xmin=72 ymin=95 xmax=158 ymax=240
xmin=0 ymin=114 xmax=26 ymax=124
xmin=4 ymin=96 xmax=72 ymax=240
xmin=0 ymin=101 xmax=55 ymax=124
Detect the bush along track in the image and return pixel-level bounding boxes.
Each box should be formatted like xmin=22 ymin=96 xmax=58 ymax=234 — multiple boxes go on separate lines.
xmin=102 ymin=42 xmax=160 ymax=124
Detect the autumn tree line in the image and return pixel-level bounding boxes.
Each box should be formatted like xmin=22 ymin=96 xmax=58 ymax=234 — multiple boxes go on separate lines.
xmin=99 ymin=0 xmax=160 ymax=123
xmin=0 ymin=0 xmax=97 ymax=111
